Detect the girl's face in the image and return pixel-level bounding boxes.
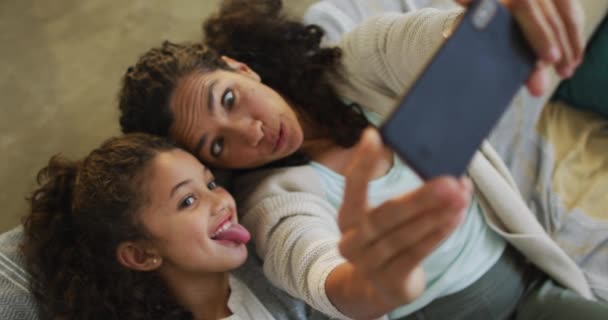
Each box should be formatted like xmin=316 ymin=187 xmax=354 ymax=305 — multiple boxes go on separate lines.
xmin=169 ymin=57 xmax=305 ymax=169
xmin=140 ymin=149 xmax=250 ymax=273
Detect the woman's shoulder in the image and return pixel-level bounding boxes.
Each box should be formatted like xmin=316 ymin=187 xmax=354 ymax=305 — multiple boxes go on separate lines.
xmin=232 ymin=165 xmax=325 ymax=210
xmin=333 ymin=8 xmax=462 ymax=117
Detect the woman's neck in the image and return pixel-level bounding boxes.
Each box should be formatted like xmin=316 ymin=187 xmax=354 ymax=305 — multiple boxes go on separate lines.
xmin=301 ymin=137 xmax=394 ymax=179
xmin=160 ymin=266 xmax=232 ymax=320
xmin=296 ymin=106 xmax=393 ymax=178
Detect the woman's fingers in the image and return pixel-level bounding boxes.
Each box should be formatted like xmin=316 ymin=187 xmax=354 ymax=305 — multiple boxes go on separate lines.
xmin=507 ymin=0 xmax=561 ymax=63
xmin=339 ymin=177 xmax=471 ymax=265
xmin=537 ymin=0 xmax=574 ymax=76
xmin=364 ymin=214 xmax=464 ymax=304
xmin=346 ymin=201 xmax=467 ymax=274
xmin=338 ymin=128 xmax=384 ymax=232
xmin=553 ymin=0 xmax=585 ymax=65
xmin=457 ymin=0 xmax=585 ymax=95
xmin=503 ymin=0 xmax=585 ymax=93
xmin=525 ymin=62 xmax=550 ymax=96
xmin=369 ymin=177 xmax=472 ymax=238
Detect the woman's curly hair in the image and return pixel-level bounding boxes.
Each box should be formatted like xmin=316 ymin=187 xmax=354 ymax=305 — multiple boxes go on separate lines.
xmin=203 ymin=0 xmax=369 ymax=147
xmin=119 ymin=42 xmax=231 ymax=138
xmin=118 ymin=0 xmax=369 ymax=158
xmin=21 ymin=133 xmax=193 ymax=320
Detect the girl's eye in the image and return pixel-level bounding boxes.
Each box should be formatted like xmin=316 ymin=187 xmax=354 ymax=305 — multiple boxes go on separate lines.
xmin=207 ymin=181 xmax=218 ymax=190
xmin=211 ymin=138 xmax=224 ymax=158
xmin=179 ymin=195 xmax=196 ymax=209
xmin=221 ymin=89 xmax=235 ymax=110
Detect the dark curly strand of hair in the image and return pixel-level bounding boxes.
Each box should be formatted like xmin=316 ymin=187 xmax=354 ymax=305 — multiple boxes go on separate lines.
xmin=21 ymin=133 xmax=193 ymax=320
xmin=119 ymin=42 xmax=231 ymax=138
xmin=203 ymin=0 xmax=369 ymax=148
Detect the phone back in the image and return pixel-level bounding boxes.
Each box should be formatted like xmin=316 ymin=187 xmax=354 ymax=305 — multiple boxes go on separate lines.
xmin=379 ymin=0 xmax=535 ymax=179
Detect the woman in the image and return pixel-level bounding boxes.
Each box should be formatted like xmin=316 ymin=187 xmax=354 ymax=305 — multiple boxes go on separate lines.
xmin=117 ymin=1 xmax=606 ymax=319
xmin=21 ymin=133 xmax=325 ymax=320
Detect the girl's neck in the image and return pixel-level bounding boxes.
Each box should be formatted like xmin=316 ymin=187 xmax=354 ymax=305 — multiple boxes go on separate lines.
xmin=161 ymin=267 xmax=232 ymax=320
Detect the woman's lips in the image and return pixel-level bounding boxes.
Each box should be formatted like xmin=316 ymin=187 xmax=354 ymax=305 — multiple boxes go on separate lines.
xmin=273 ymin=123 xmax=285 ymax=153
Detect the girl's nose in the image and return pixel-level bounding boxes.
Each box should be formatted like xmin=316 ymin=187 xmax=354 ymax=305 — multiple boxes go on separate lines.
xmin=209 ymin=192 xmax=230 ymax=217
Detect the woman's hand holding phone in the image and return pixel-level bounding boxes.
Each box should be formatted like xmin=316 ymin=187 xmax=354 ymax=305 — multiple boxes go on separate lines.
xmin=457 ymin=0 xmax=585 ymax=96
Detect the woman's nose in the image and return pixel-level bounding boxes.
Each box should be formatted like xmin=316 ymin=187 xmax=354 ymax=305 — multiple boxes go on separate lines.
xmin=235 ymin=119 xmax=264 ymax=147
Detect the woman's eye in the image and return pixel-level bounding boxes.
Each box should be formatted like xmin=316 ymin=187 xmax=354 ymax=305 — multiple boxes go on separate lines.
xmin=207 ymin=181 xmax=218 ymax=190
xmin=221 ymin=89 xmax=235 ymax=110
xmin=211 ymin=138 xmax=224 ymax=157
xmin=179 ymin=195 xmax=196 ymax=209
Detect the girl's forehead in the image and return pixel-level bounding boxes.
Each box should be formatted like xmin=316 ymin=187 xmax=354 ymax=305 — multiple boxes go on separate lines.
xmin=140 ymin=150 xmax=205 ymax=202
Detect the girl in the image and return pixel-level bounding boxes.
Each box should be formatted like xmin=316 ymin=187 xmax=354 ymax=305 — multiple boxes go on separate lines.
xmin=21 ymin=133 xmax=326 ymax=320
xmin=117 ymin=0 xmax=606 ymax=319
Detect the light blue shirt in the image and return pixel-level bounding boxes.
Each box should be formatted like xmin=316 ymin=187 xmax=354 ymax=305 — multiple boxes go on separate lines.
xmin=309 ymin=111 xmax=506 ymax=317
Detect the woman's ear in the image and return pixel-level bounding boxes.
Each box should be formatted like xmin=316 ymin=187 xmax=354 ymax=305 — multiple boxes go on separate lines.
xmin=221 ymin=56 xmax=261 ymax=81
xmin=116 ymin=241 xmax=162 ymax=271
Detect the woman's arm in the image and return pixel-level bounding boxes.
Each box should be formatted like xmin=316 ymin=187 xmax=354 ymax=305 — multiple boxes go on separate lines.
xmin=333 ymin=0 xmax=587 ymax=116
xmin=333 ymin=8 xmax=462 ymax=118
xmin=235 ymin=132 xmax=472 ymax=319
xmin=235 ymin=168 xmax=358 ymax=318
xmin=235 ymin=167 xmax=406 ymax=319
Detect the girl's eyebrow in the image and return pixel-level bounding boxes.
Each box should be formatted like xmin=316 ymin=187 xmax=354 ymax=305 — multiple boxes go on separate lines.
xmin=168 ymin=167 xmax=210 ymax=199
xmin=170 ymin=179 xmax=192 ymax=199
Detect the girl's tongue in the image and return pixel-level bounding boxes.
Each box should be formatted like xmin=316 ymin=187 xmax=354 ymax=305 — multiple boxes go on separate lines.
xmin=214 ymin=223 xmax=251 ymax=244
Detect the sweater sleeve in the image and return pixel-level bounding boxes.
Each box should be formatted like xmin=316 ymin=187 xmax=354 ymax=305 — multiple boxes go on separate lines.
xmin=234 ymin=167 xmax=351 ymax=319
xmin=332 ymin=8 xmax=462 ymax=118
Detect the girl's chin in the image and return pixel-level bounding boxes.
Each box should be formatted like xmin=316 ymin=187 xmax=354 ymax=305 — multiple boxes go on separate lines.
xmin=217 ymin=242 xmax=248 ymax=264
xmin=229 ymin=246 xmax=248 ymax=268
xmin=214 ymin=239 xmax=246 ymax=247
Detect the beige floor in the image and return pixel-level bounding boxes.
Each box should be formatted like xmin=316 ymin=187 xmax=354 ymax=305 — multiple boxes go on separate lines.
xmin=0 ymin=0 xmax=316 ymax=232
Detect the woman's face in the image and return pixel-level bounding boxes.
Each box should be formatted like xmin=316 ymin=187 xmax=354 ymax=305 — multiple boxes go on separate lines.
xmin=139 ymin=148 xmax=249 ymax=273
xmin=169 ymin=58 xmax=305 ymax=169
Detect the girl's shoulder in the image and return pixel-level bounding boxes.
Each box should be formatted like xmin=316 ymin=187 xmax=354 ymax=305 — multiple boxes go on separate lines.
xmin=230 ymin=254 xmax=331 ymax=320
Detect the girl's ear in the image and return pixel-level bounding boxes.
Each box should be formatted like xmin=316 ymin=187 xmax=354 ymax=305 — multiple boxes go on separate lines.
xmin=116 ymin=241 xmax=162 ymax=271
xmin=221 ymin=56 xmax=261 ymax=81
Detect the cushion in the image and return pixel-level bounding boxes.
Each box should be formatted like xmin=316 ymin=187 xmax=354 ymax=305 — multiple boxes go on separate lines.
xmin=552 ymin=17 xmax=608 ymax=117
xmin=0 ymin=226 xmax=38 ymax=320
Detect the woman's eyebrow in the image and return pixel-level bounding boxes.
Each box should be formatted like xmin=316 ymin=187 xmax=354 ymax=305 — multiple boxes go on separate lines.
xmin=194 ymin=134 xmax=207 ymax=158
xmin=207 ymin=79 xmax=219 ymax=114
xmin=193 ymin=79 xmax=220 ymax=157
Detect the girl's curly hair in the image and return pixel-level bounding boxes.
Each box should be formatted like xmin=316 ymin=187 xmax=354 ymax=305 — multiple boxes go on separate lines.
xmin=118 ymin=0 xmax=369 ymax=159
xmin=21 ymin=133 xmax=193 ymax=320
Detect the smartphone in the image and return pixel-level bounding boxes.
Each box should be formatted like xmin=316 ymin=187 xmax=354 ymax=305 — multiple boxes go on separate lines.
xmin=379 ymin=0 xmax=535 ymax=180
